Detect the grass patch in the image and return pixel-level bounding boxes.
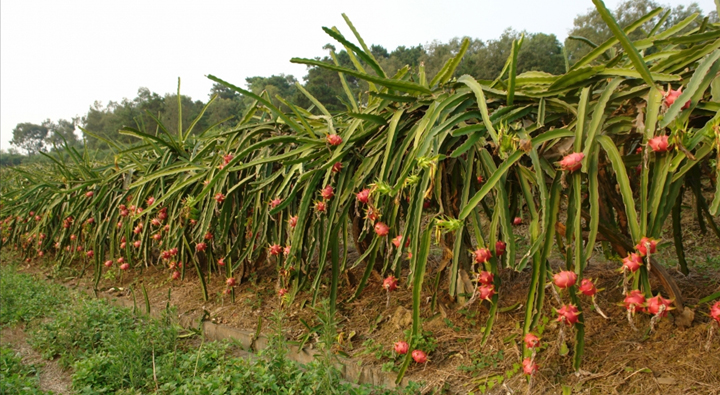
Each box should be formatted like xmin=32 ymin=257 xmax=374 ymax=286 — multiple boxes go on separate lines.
xmin=0 ymin=264 xmax=69 ymax=327
xmin=0 ymin=346 xmax=51 ymax=395
xmin=1 ymin=265 xmax=420 ymax=394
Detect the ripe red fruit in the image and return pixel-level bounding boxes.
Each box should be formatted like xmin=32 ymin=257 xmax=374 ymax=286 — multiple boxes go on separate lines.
xmin=321 ymin=185 xmax=334 ymax=200
xmin=711 ymin=301 xmax=720 ymax=324
xmin=76 ymin=246 xmax=83 ymax=252
xmin=152 ymin=233 xmax=162 ymax=241
xmin=120 ymin=209 xmax=129 ymax=217
xmin=476 ymin=175 xmax=484 ymax=183
xmin=86 ymin=218 xmax=95 ymax=225
xmin=383 ymin=276 xmax=398 ymax=292
xmin=158 ymin=208 xmax=168 ymax=220
xmin=204 ymin=232 xmax=213 ymax=240
xmin=120 ymin=242 xmax=127 ymax=249
xmin=223 ymin=154 xmax=233 ymax=164
xmin=133 ymin=224 xmax=143 ymax=234
xmin=366 ymin=207 xmax=379 ymax=222
xmin=391 ymin=235 xmax=403 ymax=249
xmin=646 ymin=294 xmax=672 ymax=317
xmin=117 ymin=257 xmax=125 ymax=263
xmin=634 ymin=237 xmax=657 ymax=257
xmin=151 ymin=218 xmax=161 ymax=227
xmin=70 ymin=234 xmax=77 ymax=241
xmin=478 ymin=284 xmax=496 ymax=300
xmin=104 ymin=260 xmax=113 ymax=267
xmin=196 ymin=242 xmax=207 ymax=252
xmin=226 ymin=277 xmax=237 ymax=287
xmin=331 ymin=162 xmax=343 ymax=173
xmin=147 ymin=197 xmax=155 ymax=206
xmin=278 ymin=288 xmax=288 ymax=297
xmin=120 ymin=263 xmax=130 ymax=271
xmin=423 ymin=200 xmax=431 ymax=209
xmin=495 ymin=240 xmax=506 ymax=256
xmin=172 ymin=271 xmax=181 ymax=280
xmin=326 ymin=134 xmax=343 ymax=146
xmin=284 ymin=245 xmax=291 ymax=256
xmin=374 ymin=222 xmax=389 ymax=237
xmin=578 ymin=278 xmax=597 ymax=296
xmin=553 ymin=271 xmax=577 ymax=289
xmin=269 ymin=244 xmax=282 ymax=256
xmin=38 ymin=251 xmax=45 ymax=257
xmin=133 ymin=240 xmax=141 ymax=248
xmin=394 ymin=341 xmax=409 ymax=355
xmin=473 ymin=248 xmax=492 ymax=264
xmin=477 ymin=271 xmax=494 ymax=286
xmin=411 ymin=349 xmax=427 ymax=363
xmin=664 ymin=88 xmax=690 ymax=109
xmin=315 ymin=201 xmax=327 ymax=213
xmin=86 ymin=250 xmax=94 ymax=258
xmin=270 ymin=198 xmax=283 ymax=209
xmin=86 ymin=191 xmax=94 ymax=198
xmin=556 ymin=304 xmax=581 ymax=326
xmin=214 ymin=193 xmax=226 ymax=204
xmin=523 ymin=333 xmax=540 ymax=349
xmin=288 ymin=216 xmax=298 ymax=228
xmin=522 ymin=358 xmax=539 ymax=375
xmin=624 ymin=290 xmax=646 ymax=313
xmin=648 ymin=135 xmax=669 ymax=153
xmin=217 ymin=258 xmax=225 ymax=266
xmin=558 ymin=152 xmax=584 ymax=172
xmin=356 ymin=189 xmax=370 ymax=204
xmin=512 ymin=217 xmax=522 ymax=226
xmin=622 ymin=253 xmax=644 ymax=272
xmin=35 ymin=215 xmax=41 ymax=221
xmin=170 ymin=247 xmax=178 ymax=256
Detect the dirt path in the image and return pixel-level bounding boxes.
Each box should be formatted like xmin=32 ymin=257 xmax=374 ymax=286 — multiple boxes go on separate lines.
xmin=1 ymin=325 xmax=72 ymax=395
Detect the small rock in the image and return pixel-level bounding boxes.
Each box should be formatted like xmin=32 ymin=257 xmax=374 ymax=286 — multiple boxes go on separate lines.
xmin=389 ymin=306 xmax=412 ymax=330
xmin=674 ymin=307 xmax=694 ymax=328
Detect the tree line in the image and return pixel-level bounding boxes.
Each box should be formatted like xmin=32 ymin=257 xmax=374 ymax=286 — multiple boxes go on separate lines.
xmin=3 ymin=0 xmax=712 ymax=165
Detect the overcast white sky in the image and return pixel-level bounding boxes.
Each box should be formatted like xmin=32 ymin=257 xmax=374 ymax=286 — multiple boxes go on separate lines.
xmin=1 ymin=0 xmax=715 ymax=150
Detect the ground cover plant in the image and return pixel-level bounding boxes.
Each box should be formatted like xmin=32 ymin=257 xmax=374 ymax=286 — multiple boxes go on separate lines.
xmin=1 ymin=0 xmax=720 ymax=391
xmin=1 ymin=264 xmax=419 ymax=394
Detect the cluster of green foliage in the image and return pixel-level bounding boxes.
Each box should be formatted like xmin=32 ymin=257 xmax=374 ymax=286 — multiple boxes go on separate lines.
xmin=0 ymin=262 xmax=69 ymax=327
xmin=0 ymin=347 xmax=51 ymax=395
xmin=1 ymin=0 xmax=719 ymax=387
xmin=1 ymin=265 xmax=420 ymax=394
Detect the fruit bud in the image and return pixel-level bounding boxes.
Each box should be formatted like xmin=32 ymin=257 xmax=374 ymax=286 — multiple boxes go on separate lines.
xmin=394 ymin=341 xmax=409 ymax=355
xmin=578 ymin=278 xmax=597 ymax=297
xmin=269 ymin=244 xmax=282 ymax=256
xmin=374 ymin=222 xmax=389 ymax=237
xmin=411 ymin=350 xmax=428 ymax=364
xmin=622 ymin=253 xmax=644 ymax=272
xmin=326 ymin=134 xmax=343 ymax=146
xmin=356 ymin=189 xmax=370 ymax=204
xmin=556 ymin=304 xmax=581 ymax=326
xmin=553 ymin=271 xmax=577 ymax=289
xmin=321 ymin=185 xmax=334 ymax=200
xmin=523 ymin=333 xmax=540 ymax=349
xmin=522 ymin=358 xmax=539 ymax=375
xmin=648 ymin=135 xmax=669 ymax=153
xmin=558 ymin=152 xmax=584 ymax=172
xmin=473 ymin=248 xmax=492 ymax=264
xmin=477 ymin=271 xmax=494 ymax=286
xmin=478 ymin=284 xmax=496 ymax=300
xmin=383 ymin=275 xmax=398 ymax=292
xmin=495 ymin=240 xmax=506 ymax=256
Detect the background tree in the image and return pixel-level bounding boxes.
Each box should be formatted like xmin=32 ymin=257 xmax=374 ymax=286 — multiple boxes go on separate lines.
xmin=565 ymin=0 xmax=709 ymax=65
xmin=10 ymin=122 xmax=48 ymax=155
